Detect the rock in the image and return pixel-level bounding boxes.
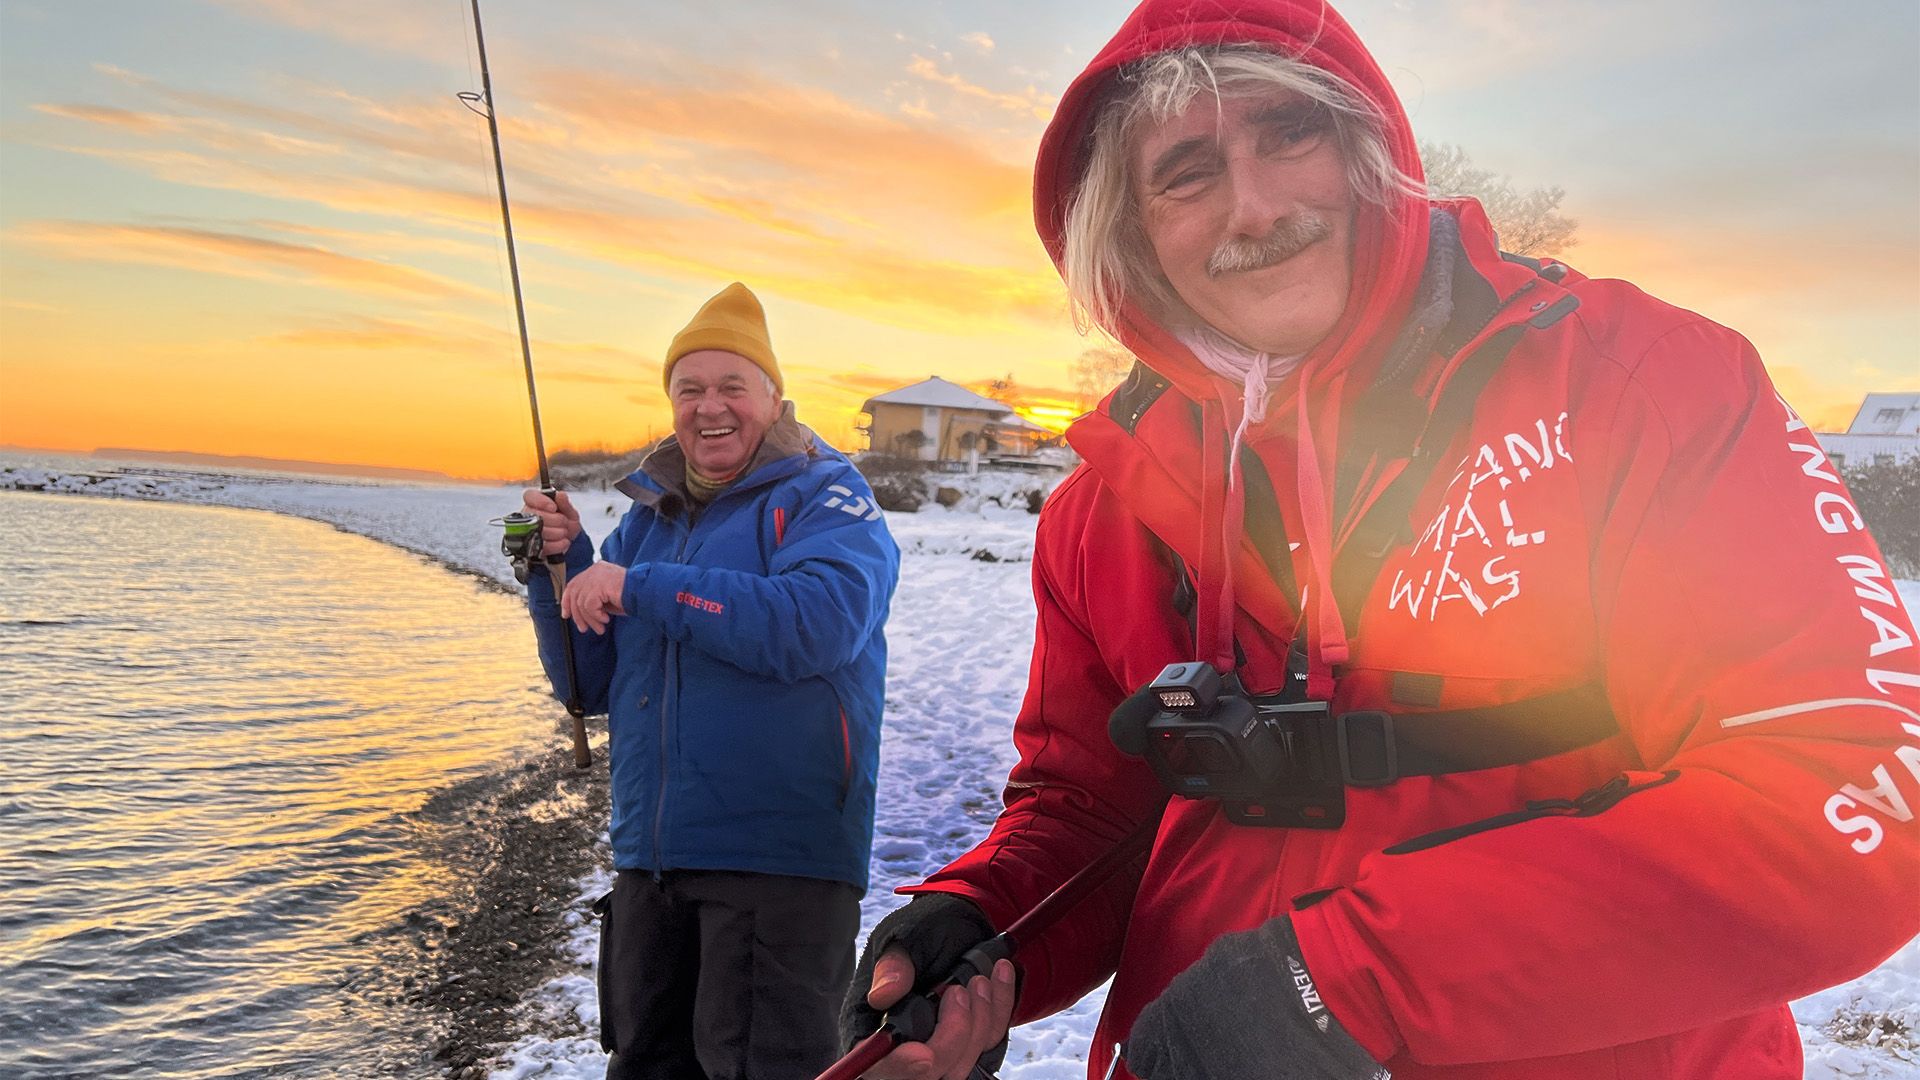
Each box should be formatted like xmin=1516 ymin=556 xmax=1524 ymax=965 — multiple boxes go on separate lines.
xmin=934 ymin=486 xmax=964 ymax=507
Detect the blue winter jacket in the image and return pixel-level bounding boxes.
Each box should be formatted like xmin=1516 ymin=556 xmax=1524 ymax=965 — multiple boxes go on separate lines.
xmin=527 ymin=413 xmax=899 ymax=889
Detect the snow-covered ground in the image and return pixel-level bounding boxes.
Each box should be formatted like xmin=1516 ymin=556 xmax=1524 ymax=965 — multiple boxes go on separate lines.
xmin=5 ymin=459 xmax=1914 ymax=1079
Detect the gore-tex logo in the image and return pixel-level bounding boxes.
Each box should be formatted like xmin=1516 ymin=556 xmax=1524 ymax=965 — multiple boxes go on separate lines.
xmin=675 ymin=591 xmax=724 ymax=614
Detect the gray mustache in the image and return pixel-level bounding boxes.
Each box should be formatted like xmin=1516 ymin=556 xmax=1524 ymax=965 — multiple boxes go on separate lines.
xmin=1207 ymin=214 xmax=1332 ymax=277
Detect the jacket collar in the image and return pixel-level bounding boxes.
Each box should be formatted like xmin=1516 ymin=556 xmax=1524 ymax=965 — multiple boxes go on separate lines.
xmin=615 ymin=401 xmax=818 ymax=516
xmin=1064 ymin=202 xmax=1576 ymax=639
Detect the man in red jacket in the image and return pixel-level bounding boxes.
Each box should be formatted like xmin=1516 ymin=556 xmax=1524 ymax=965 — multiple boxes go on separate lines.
xmin=840 ymin=1 xmax=1920 ymax=1078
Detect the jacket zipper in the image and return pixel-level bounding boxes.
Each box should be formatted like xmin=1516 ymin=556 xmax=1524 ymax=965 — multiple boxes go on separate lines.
xmin=652 ymin=521 xmax=695 ymax=880
xmin=1382 ymin=771 xmax=1679 ymax=855
xmin=638 ymin=465 xmax=815 ymax=873
xmin=1333 ymin=284 xmax=1556 ymax=552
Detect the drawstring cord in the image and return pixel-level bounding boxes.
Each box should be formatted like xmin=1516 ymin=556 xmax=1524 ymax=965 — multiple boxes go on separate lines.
xmin=1294 ymin=386 xmax=1349 ymax=700
xmin=1177 ymin=326 xmax=1348 ymax=698
xmin=1212 ymin=354 xmax=1271 ymax=672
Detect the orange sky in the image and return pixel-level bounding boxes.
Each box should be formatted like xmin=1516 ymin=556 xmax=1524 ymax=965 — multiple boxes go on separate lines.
xmin=0 ymin=1 xmax=1912 ymax=479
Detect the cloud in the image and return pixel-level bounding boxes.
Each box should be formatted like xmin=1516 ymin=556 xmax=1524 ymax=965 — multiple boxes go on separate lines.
xmin=525 ymin=64 xmax=1033 ymax=223
xmin=200 ymin=0 xmax=458 ymax=59
xmin=32 ymin=103 xmax=181 ymax=134
xmin=269 ymin=315 xmax=483 ymax=352
xmin=88 ymin=64 xmax=487 ymax=166
xmin=31 ymin=63 xmax=1069 ymax=334
xmin=816 ymin=370 xmax=927 ymax=397
xmin=17 ymin=221 xmax=492 ymax=300
xmin=959 ymin=377 xmax=1080 ymax=408
xmin=263 ymin=310 xmax=661 ymax=388
xmin=906 ymin=55 xmax=1053 ymax=119
xmin=1358 ymin=0 xmax=1724 ymax=97
xmin=42 ymin=99 xmax=346 ymax=161
xmin=243 ymin=218 xmax=498 ymax=261
xmin=961 ymin=32 xmax=995 ymax=54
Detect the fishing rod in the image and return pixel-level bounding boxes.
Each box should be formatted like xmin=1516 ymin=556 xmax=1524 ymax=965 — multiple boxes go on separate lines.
xmin=463 ymin=0 xmax=591 ymax=769
xmin=817 ymin=803 xmax=1167 ymax=1080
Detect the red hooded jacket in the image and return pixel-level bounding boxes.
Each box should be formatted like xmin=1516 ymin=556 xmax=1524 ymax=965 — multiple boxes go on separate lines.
xmin=904 ymin=2 xmax=1920 ymax=1077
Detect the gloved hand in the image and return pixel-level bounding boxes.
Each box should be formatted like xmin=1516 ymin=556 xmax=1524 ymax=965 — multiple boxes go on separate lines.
xmin=839 ymin=892 xmax=1011 ymax=1075
xmin=1124 ymin=916 xmax=1389 ymax=1080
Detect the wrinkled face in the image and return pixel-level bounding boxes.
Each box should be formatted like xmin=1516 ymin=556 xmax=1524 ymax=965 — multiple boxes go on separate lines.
xmin=1132 ymin=88 xmax=1356 ymax=356
xmin=670 ymin=350 xmax=780 ymax=479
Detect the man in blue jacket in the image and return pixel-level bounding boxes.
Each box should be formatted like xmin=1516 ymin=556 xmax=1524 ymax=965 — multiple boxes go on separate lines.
xmin=519 ymin=281 xmax=900 ymax=1080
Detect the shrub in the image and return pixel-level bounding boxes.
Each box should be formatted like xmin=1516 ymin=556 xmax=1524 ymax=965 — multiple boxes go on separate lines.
xmin=855 ymin=453 xmax=927 ymax=513
xmin=1842 ymin=457 xmax=1920 ymax=579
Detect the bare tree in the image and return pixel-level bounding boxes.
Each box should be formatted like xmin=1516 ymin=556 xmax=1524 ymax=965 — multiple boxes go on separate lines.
xmin=985 ymin=372 xmax=1020 ymax=405
xmin=1420 ymin=142 xmax=1578 ymax=258
xmin=1071 ymin=345 xmax=1134 ymax=410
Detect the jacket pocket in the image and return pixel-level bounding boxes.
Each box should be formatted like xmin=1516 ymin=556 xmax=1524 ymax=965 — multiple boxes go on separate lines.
xmin=831 ymin=691 xmax=853 ymax=809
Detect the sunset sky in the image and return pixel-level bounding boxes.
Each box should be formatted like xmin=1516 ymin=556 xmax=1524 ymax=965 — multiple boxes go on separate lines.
xmin=1 ymin=0 xmax=1914 ymax=480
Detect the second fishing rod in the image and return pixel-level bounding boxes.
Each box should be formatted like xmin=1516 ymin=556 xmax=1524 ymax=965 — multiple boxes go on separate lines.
xmin=819 ymin=803 xmax=1165 ymax=1080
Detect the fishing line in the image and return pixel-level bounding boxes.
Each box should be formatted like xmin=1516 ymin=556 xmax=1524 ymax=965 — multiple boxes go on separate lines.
xmin=459 ymin=0 xmax=592 ymax=770
xmin=453 ymin=0 xmax=518 ymax=390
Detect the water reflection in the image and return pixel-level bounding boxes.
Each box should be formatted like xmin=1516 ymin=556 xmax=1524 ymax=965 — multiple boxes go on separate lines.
xmin=0 ymin=492 xmax=566 ymax=1078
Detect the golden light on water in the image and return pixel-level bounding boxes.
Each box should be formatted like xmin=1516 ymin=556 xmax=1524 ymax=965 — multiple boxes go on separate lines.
xmin=0 ymin=492 xmax=574 ymax=1074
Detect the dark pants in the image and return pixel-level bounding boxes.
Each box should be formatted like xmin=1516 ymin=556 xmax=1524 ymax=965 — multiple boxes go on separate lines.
xmin=597 ymin=869 xmax=861 ymax=1080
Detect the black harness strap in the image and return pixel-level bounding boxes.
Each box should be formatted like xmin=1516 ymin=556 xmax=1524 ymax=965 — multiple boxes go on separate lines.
xmin=1334 ymin=682 xmax=1618 ymax=786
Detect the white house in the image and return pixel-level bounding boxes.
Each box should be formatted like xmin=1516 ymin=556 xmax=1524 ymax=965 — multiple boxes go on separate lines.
xmin=1818 ymin=392 xmax=1920 ymax=469
xmin=858 ymin=376 xmax=1053 ymax=463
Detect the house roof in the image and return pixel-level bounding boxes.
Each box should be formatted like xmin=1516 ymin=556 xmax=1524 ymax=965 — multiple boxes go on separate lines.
xmin=1844 ymin=392 xmax=1920 ymax=436
xmin=862 ymin=376 xmax=1012 ymax=414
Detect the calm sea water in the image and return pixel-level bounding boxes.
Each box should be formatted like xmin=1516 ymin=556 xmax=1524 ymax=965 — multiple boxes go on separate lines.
xmin=0 ymin=491 xmax=556 ymax=1078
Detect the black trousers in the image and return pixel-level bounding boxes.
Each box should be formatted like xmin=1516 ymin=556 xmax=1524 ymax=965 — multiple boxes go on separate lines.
xmin=597 ymin=869 xmax=861 ymax=1080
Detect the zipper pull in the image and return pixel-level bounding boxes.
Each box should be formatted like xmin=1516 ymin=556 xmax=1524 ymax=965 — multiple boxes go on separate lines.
xmin=1573 ymin=775 xmax=1633 ymax=815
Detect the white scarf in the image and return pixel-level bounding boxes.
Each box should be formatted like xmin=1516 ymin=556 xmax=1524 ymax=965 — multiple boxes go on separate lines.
xmin=1174 ymin=325 xmax=1303 ymax=481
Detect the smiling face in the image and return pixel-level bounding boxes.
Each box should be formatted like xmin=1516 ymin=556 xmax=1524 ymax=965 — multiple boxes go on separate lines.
xmin=669 ymin=350 xmax=781 ymax=479
xmin=1131 ymin=88 xmax=1357 ymax=356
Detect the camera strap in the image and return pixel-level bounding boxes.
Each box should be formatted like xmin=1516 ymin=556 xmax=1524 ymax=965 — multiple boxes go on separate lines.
xmin=1328 ymin=682 xmax=1617 ymax=787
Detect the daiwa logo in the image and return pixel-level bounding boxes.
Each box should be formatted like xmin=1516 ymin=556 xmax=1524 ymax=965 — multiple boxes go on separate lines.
xmin=824 ymin=484 xmax=882 ymax=521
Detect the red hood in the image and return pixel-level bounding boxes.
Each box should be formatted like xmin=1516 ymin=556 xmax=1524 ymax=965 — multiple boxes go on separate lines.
xmin=1034 ymin=0 xmax=1430 ymax=404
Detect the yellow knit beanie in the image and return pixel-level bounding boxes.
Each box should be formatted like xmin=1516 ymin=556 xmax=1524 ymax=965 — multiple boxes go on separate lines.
xmin=663 ymin=282 xmax=783 ymax=397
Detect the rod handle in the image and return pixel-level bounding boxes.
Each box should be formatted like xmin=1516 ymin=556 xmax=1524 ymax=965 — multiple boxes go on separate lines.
xmin=545 ymin=555 xmax=592 ymax=769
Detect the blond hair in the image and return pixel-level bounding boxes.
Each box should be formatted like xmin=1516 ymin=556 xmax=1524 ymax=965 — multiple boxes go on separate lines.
xmin=1061 ymin=45 xmax=1421 ymax=337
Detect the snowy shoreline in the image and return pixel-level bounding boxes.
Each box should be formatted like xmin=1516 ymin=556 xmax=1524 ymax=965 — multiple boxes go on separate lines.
xmin=4 ymin=459 xmax=1914 ymax=1079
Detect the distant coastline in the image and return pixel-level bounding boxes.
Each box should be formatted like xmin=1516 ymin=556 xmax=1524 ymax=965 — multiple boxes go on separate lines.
xmin=86 ymin=447 xmax=477 ymax=484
